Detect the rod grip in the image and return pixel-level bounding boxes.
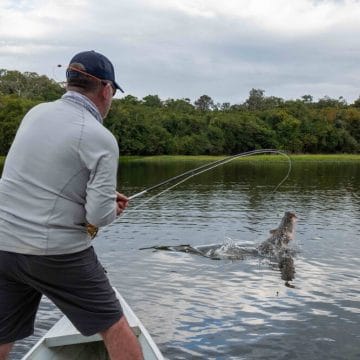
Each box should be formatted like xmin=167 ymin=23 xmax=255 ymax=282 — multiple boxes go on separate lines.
xmin=128 ymin=190 xmax=147 ymax=200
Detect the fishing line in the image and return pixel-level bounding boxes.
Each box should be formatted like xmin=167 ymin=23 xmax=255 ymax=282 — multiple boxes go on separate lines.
xmin=110 ymin=149 xmax=292 ymax=226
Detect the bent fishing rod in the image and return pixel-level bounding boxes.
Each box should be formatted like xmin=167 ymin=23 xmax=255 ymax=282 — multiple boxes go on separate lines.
xmin=87 ymin=149 xmax=292 ymax=237
xmin=128 ymin=149 xmax=291 ymax=201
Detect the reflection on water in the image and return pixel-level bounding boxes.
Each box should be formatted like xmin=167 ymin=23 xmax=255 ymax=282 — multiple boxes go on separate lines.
xmin=9 ymin=160 xmax=360 ymax=359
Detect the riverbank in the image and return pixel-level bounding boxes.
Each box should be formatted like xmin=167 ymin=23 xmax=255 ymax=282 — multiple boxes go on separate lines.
xmin=120 ymin=154 xmax=360 ymax=163
xmin=1 ymin=154 xmax=360 ymax=168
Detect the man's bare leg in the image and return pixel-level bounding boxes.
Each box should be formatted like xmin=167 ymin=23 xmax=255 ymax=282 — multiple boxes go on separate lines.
xmin=0 ymin=343 xmax=13 ymax=360
xmin=101 ymin=317 xmax=143 ymax=360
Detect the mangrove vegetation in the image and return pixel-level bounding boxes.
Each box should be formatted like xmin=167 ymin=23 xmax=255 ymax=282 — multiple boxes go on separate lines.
xmin=1 ymin=69 xmax=360 ymax=156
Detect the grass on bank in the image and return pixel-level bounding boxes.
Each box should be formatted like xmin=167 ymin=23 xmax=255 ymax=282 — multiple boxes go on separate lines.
xmin=120 ymin=154 xmax=360 ymax=163
xmin=1 ymin=154 xmax=359 ymax=168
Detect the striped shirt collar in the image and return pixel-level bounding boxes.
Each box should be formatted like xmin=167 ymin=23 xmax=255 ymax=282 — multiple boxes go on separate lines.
xmin=61 ymin=91 xmax=103 ymax=124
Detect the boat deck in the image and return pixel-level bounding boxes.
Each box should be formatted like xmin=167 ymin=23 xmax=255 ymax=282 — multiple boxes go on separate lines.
xmin=22 ymin=289 xmax=163 ymax=360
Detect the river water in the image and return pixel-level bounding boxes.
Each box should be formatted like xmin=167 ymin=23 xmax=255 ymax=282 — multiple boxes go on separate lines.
xmin=8 ymin=159 xmax=360 ymax=359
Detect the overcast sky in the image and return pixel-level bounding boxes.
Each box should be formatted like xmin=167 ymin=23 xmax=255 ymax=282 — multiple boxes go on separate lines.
xmin=1 ymin=0 xmax=359 ymax=104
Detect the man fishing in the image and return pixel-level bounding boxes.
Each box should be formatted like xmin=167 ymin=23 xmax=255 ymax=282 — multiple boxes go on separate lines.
xmin=0 ymin=51 xmax=143 ymax=359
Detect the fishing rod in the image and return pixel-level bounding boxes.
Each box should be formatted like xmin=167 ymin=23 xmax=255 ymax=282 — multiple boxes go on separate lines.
xmin=127 ymin=149 xmax=290 ymax=201
xmin=87 ymin=149 xmax=291 ymax=237
xmin=118 ymin=149 xmax=291 ymax=220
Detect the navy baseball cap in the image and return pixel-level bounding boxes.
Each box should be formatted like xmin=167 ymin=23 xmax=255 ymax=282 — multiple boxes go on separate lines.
xmin=67 ymin=50 xmax=124 ymax=93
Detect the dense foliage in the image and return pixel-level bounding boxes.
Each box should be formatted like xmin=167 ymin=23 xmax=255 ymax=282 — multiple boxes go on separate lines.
xmin=1 ymin=70 xmax=360 ymax=155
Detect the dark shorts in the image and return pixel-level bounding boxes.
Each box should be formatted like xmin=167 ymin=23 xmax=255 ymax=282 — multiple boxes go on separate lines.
xmin=0 ymin=247 xmax=123 ymax=344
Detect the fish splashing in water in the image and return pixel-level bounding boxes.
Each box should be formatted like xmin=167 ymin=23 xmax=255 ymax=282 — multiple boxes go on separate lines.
xmin=140 ymin=211 xmax=298 ymax=287
xmin=257 ymin=211 xmax=297 ymax=256
xmin=257 ymin=211 xmax=298 ymax=287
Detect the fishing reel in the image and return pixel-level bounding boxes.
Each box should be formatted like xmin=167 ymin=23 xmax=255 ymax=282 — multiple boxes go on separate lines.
xmin=86 ymin=223 xmax=99 ymax=239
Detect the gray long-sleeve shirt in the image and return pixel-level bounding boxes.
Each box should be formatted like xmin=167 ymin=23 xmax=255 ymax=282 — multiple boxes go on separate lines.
xmin=0 ymin=92 xmax=119 ymax=255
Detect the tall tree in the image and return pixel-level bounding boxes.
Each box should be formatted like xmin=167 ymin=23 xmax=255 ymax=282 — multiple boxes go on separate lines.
xmin=245 ymin=88 xmax=266 ymax=110
xmin=142 ymin=95 xmax=162 ymax=107
xmin=194 ymin=95 xmax=214 ymax=111
xmin=0 ymin=69 xmax=64 ymax=101
xmin=352 ymin=96 xmax=360 ymax=108
xmin=301 ymin=95 xmax=313 ymax=103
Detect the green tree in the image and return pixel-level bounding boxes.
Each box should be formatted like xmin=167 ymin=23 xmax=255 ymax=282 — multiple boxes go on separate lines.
xmin=142 ymin=95 xmax=162 ymax=108
xmin=338 ymin=108 xmax=360 ymax=147
xmin=0 ymin=95 xmax=38 ymax=154
xmin=301 ymin=95 xmax=313 ymax=103
xmin=221 ymin=102 xmax=231 ymax=111
xmin=0 ymin=69 xmax=64 ymax=101
xmin=1 ymin=70 xmax=359 ymax=156
xmin=244 ymin=88 xmax=266 ymax=110
xmin=352 ymin=96 xmax=360 ymax=108
xmin=119 ymin=95 xmax=141 ymax=106
xmin=164 ymin=98 xmax=195 ymax=113
xmin=316 ymin=96 xmax=347 ymax=109
xmin=194 ymin=95 xmax=214 ymax=111
xmin=275 ymin=113 xmax=302 ymax=152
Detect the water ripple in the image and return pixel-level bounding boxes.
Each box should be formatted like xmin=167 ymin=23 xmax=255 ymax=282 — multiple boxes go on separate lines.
xmin=13 ymin=162 xmax=360 ymax=360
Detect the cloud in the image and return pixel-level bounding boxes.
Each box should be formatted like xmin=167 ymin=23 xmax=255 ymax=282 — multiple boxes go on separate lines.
xmin=0 ymin=0 xmax=88 ymax=39
xmin=0 ymin=0 xmax=359 ymax=103
xmin=148 ymin=0 xmax=360 ymax=35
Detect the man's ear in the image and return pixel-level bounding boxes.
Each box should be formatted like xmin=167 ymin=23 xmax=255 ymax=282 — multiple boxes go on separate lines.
xmin=103 ymin=83 xmax=113 ymax=100
xmin=99 ymin=83 xmax=107 ymax=99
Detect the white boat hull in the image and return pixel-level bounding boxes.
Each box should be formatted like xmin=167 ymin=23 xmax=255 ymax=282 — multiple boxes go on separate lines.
xmin=22 ymin=288 xmax=163 ymax=360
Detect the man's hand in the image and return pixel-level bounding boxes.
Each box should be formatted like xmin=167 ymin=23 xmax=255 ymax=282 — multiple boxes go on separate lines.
xmin=116 ymin=192 xmax=129 ymax=216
